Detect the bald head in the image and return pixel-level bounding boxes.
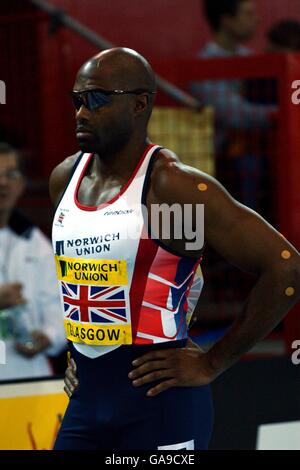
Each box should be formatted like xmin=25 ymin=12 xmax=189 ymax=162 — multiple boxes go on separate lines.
xmin=77 ymin=47 xmax=156 ymax=93
xmin=73 ymin=48 xmax=156 ymax=154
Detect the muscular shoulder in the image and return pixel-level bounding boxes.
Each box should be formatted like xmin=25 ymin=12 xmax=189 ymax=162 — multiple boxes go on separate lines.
xmin=49 ymin=152 xmax=81 ymax=206
xmin=150 ymin=148 xmax=223 ymax=206
xmin=149 ymin=149 xmax=254 ymax=254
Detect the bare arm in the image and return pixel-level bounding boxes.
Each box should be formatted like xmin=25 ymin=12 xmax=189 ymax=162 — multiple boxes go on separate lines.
xmin=129 ymin=159 xmax=300 ymax=395
xmin=191 ymin=170 xmax=300 ymax=375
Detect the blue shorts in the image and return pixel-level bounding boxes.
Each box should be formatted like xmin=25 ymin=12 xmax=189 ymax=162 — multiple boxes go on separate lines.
xmin=54 ymin=340 xmax=214 ymax=450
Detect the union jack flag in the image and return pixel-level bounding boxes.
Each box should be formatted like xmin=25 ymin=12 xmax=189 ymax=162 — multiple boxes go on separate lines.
xmin=61 ymin=282 xmax=127 ymax=324
xmin=57 ymin=212 xmax=65 ymax=224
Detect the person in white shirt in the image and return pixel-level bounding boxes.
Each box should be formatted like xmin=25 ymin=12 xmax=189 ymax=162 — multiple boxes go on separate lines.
xmin=0 ymin=142 xmax=66 ymax=381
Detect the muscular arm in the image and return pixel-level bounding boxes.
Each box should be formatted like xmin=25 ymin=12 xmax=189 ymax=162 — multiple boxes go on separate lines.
xmin=128 ymin=157 xmax=300 ymax=396
xmin=204 ymin=191 xmax=300 ymax=375
xmin=151 ymin=159 xmax=300 ymax=376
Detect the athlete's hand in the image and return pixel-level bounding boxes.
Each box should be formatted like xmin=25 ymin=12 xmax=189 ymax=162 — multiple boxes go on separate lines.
xmin=128 ymin=339 xmax=217 ymax=396
xmin=64 ymin=353 xmax=79 ymax=398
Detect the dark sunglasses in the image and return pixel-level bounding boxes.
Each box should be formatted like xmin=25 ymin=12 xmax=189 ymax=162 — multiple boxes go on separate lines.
xmin=70 ymin=88 xmax=156 ymax=111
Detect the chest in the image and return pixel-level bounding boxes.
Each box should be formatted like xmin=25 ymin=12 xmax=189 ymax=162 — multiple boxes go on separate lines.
xmin=77 ymin=174 xmax=124 ymax=207
xmin=70 ymin=172 xmax=193 ymax=258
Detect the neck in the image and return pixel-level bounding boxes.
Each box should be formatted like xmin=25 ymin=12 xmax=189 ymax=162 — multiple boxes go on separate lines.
xmin=213 ymin=30 xmax=240 ymax=53
xmin=94 ymin=134 xmax=151 ymax=181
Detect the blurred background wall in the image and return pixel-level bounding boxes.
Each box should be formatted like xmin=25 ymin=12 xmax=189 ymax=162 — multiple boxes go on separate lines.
xmin=2 ymin=0 xmax=300 ymax=177
xmin=14 ymin=0 xmax=300 ymax=59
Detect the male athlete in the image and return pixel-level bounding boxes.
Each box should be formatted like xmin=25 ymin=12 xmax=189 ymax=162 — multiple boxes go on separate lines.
xmin=51 ymin=47 xmax=300 ymax=450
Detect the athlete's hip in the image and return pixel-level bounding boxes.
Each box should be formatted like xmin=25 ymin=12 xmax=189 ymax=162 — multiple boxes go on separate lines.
xmin=68 ymin=339 xmax=187 ymax=394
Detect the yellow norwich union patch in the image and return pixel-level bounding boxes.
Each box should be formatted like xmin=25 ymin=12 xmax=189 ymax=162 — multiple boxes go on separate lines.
xmin=55 ymin=256 xmax=128 ymax=285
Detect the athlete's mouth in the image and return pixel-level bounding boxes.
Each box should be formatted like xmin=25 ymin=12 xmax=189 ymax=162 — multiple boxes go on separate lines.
xmin=76 ymin=128 xmax=94 ymax=139
xmin=76 ymin=126 xmax=93 ymax=133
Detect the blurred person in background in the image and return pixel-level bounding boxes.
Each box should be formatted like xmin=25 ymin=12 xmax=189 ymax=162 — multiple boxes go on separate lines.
xmin=191 ymin=0 xmax=276 ymax=214
xmin=0 ymin=143 xmax=66 ymax=381
xmin=245 ymin=20 xmax=300 ymax=108
xmin=267 ymin=19 xmax=300 ymax=52
xmin=201 ymin=0 xmax=256 ymax=57
xmin=191 ymin=0 xmax=278 ymax=305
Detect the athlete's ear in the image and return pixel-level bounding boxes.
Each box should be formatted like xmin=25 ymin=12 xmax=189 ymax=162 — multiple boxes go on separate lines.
xmin=134 ymin=93 xmax=148 ymax=117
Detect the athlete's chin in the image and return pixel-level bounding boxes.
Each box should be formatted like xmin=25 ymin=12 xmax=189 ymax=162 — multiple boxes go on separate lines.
xmin=77 ymin=137 xmax=97 ymax=153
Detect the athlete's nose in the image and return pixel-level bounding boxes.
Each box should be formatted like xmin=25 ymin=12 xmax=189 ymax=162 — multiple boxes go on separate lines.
xmin=76 ymin=104 xmax=91 ymax=120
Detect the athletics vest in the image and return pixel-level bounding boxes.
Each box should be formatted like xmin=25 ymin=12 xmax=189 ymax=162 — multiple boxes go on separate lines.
xmin=52 ymin=144 xmax=204 ymax=358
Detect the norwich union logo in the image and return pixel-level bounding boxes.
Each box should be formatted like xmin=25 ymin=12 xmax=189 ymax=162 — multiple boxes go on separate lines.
xmin=55 ymin=256 xmax=128 ymax=285
xmin=55 ymin=241 xmax=65 ymax=256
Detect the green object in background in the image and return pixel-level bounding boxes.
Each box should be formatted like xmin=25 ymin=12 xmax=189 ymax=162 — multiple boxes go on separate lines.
xmin=0 ymin=310 xmax=9 ymax=340
xmin=0 ymin=307 xmax=23 ymax=340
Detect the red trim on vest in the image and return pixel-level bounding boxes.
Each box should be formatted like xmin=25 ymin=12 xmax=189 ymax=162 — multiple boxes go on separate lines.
xmin=129 ymin=227 xmax=159 ymax=342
